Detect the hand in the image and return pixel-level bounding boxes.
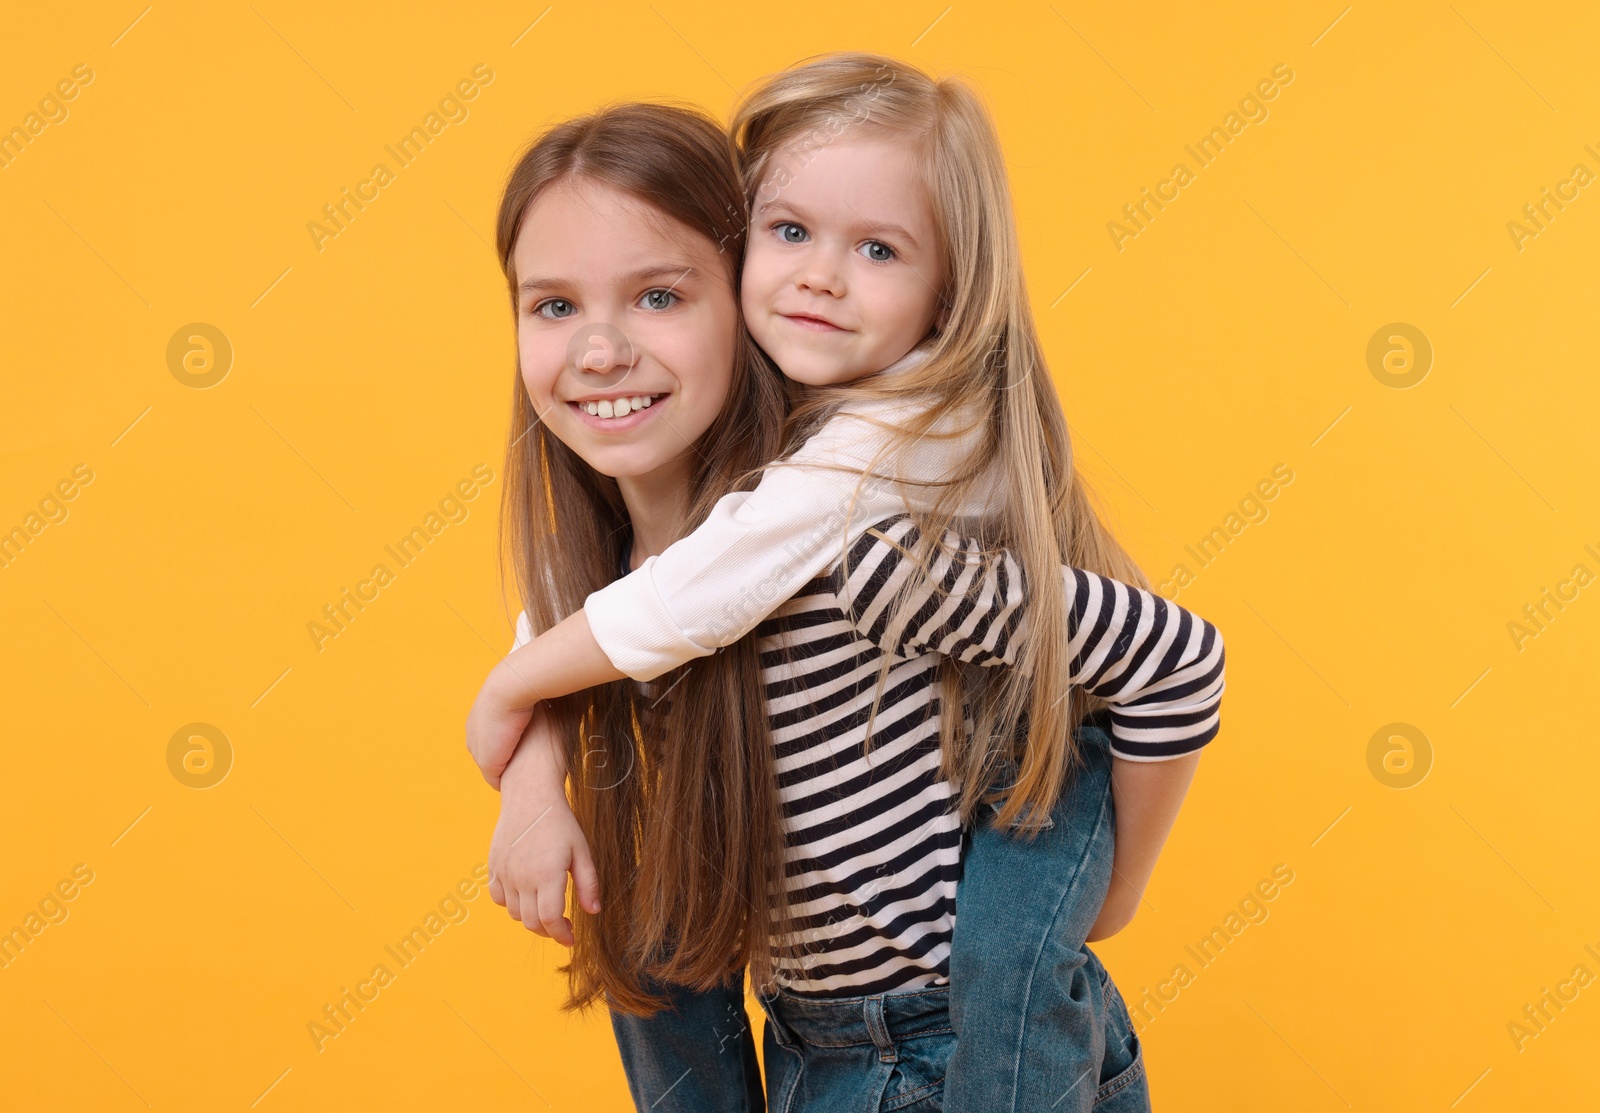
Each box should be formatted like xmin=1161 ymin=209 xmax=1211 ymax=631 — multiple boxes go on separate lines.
xmin=466 ymin=662 xmax=538 ymax=791
xmin=1085 ymin=878 xmax=1140 ymax=942
xmin=466 ymin=612 xmax=625 ymax=790
xmin=487 ymin=770 xmax=600 ymax=947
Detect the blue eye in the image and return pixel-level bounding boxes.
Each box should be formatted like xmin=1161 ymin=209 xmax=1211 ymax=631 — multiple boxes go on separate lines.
xmin=860 ymin=241 xmax=894 ymax=263
xmin=776 ymin=221 xmax=808 ymax=244
xmin=536 ymin=298 xmax=576 ymax=319
xmin=639 ymin=288 xmax=679 ymax=311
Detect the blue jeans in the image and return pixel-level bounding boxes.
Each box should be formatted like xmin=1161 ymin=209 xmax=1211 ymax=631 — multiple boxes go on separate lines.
xmin=758 ymin=985 xmax=955 ymax=1112
xmin=609 ymin=974 xmax=764 ymax=1112
xmin=608 ymin=713 xmax=1147 ymax=1111
xmin=944 ymin=710 xmax=1149 ymax=1111
xmin=1082 ymin=952 xmax=1151 ymax=1112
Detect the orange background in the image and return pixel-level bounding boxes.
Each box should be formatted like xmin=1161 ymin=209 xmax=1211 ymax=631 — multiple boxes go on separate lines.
xmin=2 ymin=1 xmax=1596 ymax=1109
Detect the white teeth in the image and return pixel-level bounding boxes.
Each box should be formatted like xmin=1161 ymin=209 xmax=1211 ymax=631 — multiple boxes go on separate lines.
xmin=579 ymin=394 xmax=660 ymax=418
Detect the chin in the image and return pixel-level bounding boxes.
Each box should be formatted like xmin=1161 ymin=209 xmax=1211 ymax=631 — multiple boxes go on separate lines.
xmin=599 ymin=442 xmax=664 ymax=468
xmin=777 ymin=358 xmax=847 ymax=388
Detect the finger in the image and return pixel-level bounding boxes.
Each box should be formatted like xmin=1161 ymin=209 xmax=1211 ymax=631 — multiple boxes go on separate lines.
xmin=524 ymin=882 xmax=556 ymax=933
xmin=508 ymin=883 xmax=550 ymax=938
xmin=483 ymin=740 xmax=514 ymax=787
xmin=536 ymin=879 xmax=575 ymax=947
xmin=474 ymin=745 xmax=499 ymax=786
xmin=571 ymin=844 xmax=602 ymax=915
xmin=488 ymin=870 xmax=505 ymax=907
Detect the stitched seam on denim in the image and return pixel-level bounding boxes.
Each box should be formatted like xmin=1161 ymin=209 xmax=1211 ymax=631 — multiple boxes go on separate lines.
xmin=773 ymin=986 xmax=951 ymax=1007
xmin=771 ymin=1041 xmax=803 ymax=1113
xmin=782 ymin=1023 xmax=955 ymax=1049
xmin=766 ymin=1012 xmax=797 ymax=1051
xmin=780 ymin=985 xmax=953 ymax=1004
xmin=866 ymin=996 xmax=897 ymax=1063
xmin=1093 ymin=1052 xmax=1144 ymax=1103
xmin=793 ymin=1035 xmax=875 ymax=1048
xmin=1002 ymin=792 xmax=1112 ymax=1112
xmin=877 ymin=987 xmax=949 ymax=1003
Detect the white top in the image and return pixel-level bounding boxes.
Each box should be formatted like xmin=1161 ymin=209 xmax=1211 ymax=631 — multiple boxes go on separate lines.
xmin=583 ymin=346 xmax=1001 ymax=681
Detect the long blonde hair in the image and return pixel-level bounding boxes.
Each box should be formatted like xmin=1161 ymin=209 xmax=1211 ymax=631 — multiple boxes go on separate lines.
xmin=495 ymin=103 xmax=791 ymax=1011
xmin=732 ymin=53 xmax=1152 ymax=831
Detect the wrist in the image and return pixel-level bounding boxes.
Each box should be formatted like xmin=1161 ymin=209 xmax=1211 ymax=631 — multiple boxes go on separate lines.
xmin=501 ymin=753 xmax=567 ymax=804
xmin=502 ymin=730 xmax=567 ymax=796
xmin=491 ymin=655 xmax=543 ymax=711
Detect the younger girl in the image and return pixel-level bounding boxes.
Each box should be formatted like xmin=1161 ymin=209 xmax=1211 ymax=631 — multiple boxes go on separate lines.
xmin=474 ymin=55 xmax=1225 ymax=1111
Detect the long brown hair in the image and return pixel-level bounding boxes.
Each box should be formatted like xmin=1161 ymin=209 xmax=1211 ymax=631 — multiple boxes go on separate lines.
xmin=732 ymin=53 xmax=1151 ymax=831
xmin=494 ymin=103 xmax=790 ymax=1013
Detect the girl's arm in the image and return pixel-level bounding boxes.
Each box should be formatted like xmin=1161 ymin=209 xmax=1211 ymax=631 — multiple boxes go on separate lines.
xmin=582 ymin=396 xmax=982 ymax=683
xmin=1087 ymin=750 xmax=1200 ymax=940
xmin=466 ymin=609 xmax=621 ymax=789
xmin=838 ymin=514 xmax=1227 ymax=936
xmin=472 ymin=399 xmax=983 ymax=780
xmin=837 ymin=514 xmax=1226 ymax=759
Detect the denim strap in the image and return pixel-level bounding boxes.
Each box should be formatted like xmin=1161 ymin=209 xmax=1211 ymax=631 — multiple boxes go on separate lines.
xmin=862 ymin=995 xmax=897 ymax=1063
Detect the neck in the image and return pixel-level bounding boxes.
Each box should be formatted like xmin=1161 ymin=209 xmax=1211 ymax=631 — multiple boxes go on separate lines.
xmin=616 ymin=462 xmax=693 ymax=567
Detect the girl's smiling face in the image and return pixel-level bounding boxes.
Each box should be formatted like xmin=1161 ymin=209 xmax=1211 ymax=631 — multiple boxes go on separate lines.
xmin=513 ymin=177 xmax=738 ymax=484
xmin=741 ymin=131 xmax=947 ymax=387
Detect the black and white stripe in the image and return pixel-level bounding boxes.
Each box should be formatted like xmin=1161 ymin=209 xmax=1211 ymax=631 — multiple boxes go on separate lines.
xmin=757 ymin=514 xmax=1226 ymax=997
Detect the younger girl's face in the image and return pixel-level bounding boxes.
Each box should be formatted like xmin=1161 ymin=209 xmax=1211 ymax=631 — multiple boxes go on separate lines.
xmin=513 ymin=178 xmax=738 ymax=483
xmin=741 ymin=131 xmax=946 ymax=387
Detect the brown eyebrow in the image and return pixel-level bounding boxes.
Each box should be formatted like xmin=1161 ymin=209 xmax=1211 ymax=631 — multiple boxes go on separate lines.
xmin=860 ymin=221 xmax=919 ymax=249
xmin=755 ymin=198 xmax=920 ymax=250
xmin=518 ymin=263 xmax=701 ymax=296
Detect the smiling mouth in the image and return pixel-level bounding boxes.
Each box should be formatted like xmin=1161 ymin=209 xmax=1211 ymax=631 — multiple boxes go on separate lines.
xmin=781 ymin=313 xmax=847 ymax=332
xmin=569 ymin=392 xmax=665 ymax=420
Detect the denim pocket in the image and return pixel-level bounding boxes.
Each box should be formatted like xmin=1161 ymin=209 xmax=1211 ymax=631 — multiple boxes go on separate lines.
xmin=1092 ymin=970 xmax=1148 ymax=1109
xmin=1093 ymin=1049 xmax=1147 ymax=1110
xmin=879 ymin=1025 xmax=954 ymax=1111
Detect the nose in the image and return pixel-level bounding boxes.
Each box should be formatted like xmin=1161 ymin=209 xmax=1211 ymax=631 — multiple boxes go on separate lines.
xmin=794 ymin=246 xmax=846 ymax=298
xmin=566 ymin=321 xmax=637 ymax=379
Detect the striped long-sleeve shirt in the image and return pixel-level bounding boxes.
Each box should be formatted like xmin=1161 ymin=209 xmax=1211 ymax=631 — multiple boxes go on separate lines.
xmin=517 ymin=514 xmax=1226 ymax=996
xmin=748 ymin=513 xmax=1225 ymax=996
